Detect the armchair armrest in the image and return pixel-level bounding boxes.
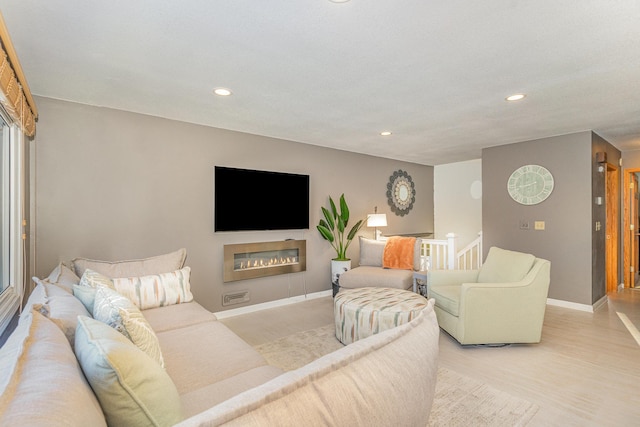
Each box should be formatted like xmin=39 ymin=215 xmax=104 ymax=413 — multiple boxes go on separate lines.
xmin=427 ymin=269 xmax=479 ymax=287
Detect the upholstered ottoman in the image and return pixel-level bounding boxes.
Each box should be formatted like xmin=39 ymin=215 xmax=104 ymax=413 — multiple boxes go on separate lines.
xmin=334 ymin=287 xmax=428 ymax=345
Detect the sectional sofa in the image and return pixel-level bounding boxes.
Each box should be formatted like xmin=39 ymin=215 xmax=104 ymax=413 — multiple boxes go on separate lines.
xmin=0 ymin=249 xmax=440 ymax=426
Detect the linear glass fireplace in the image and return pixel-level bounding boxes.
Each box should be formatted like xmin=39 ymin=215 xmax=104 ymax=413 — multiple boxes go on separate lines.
xmin=223 ymin=240 xmax=306 ymax=282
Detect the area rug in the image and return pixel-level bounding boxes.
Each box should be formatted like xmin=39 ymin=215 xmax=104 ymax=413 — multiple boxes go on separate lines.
xmin=254 ymin=324 xmax=539 ymax=426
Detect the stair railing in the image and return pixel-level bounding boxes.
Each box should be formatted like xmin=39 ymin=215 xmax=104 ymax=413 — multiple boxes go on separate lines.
xmin=456 ymin=231 xmax=483 ymax=270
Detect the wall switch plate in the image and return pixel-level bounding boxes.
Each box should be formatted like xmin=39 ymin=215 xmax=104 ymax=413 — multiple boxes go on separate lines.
xmin=534 ymin=221 xmax=545 ymax=230
xmin=519 ymin=220 xmax=530 ymax=230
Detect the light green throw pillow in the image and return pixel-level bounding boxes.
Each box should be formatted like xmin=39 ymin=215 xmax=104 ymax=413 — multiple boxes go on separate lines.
xmin=477 ymin=247 xmax=536 ymax=283
xmin=93 ymin=285 xmax=165 ymax=368
xmin=73 ymin=284 xmax=98 ymax=314
xmin=74 ymin=316 xmax=183 ymax=427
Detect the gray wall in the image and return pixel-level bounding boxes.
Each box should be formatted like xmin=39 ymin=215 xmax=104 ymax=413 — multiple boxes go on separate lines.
xmin=33 ymin=97 xmax=434 ymax=312
xmin=482 ymin=132 xmax=594 ymax=305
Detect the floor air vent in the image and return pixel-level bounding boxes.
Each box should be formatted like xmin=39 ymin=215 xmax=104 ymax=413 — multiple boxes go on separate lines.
xmin=222 ymin=290 xmax=250 ymax=306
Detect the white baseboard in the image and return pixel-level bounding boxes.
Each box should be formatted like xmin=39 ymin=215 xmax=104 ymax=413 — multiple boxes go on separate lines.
xmin=546 ymin=295 xmax=608 ymax=313
xmin=213 ymin=290 xmax=333 ymax=319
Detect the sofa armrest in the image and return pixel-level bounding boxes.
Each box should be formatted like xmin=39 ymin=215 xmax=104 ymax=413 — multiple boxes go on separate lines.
xmin=427 ymin=269 xmax=479 ymax=287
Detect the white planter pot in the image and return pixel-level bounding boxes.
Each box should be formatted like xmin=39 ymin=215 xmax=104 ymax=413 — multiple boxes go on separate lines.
xmin=331 ymin=259 xmax=351 ymax=296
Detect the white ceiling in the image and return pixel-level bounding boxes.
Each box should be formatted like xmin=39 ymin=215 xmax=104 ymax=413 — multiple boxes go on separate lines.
xmin=2 ymin=0 xmax=640 ymax=165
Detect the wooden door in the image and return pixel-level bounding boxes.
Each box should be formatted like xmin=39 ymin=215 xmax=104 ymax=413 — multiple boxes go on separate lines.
xmin=623 ymin=169 xmax=640 ymax=288
xmin=606 ymin=164 xmax=619 ymax=293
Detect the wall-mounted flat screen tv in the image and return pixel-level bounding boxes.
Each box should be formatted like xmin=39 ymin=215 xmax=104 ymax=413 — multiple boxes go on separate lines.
xmin=214 ymin=166 xmax=310 ymax=232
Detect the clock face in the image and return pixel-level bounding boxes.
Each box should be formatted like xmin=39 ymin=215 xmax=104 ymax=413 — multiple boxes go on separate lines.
xmin=507 ymin=165 xmax=554 ymax=205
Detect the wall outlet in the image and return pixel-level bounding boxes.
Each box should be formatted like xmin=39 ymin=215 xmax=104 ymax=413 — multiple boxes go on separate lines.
xmin=519 ymin=220 xmax=530 ymax=230
xmin=534 ymin=221 xmax=545 ymax=230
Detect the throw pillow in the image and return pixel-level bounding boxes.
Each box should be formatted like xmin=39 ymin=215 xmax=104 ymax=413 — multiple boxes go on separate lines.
xmin=31 ymin=262 xmax=81 ymax=294
xmin=112 ymin=267 xmax=194 ymax=310
xmin=477 ymin=246 xmax=536 ymax=283
xmin=72 ymin=284 xmax=98 ymax=314
xmin=79 ymin=268 xmax=116 ymax=290
xmin=31 ymin=287 xmax=90 ymax=347
xmin=383 ymin=236 xmax=417 ymax=270
xmin=74 ymin=316 xmax=183 ymax=427
xmin=0 ymin=311 xmax=106 ymax=426
xmin=358 ymin=236 xmax=386 ymax=267
xmin=71 ymin=248 xmax=187 ymax=278
xmin=74 ymin=269 xmax=116 ymax=313
xmin=92 ymin=285 xmax=165 ymax=368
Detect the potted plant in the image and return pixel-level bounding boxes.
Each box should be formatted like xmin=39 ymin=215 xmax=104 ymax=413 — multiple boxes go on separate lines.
xmin=317 ymin=194 xmax=364 ymax=296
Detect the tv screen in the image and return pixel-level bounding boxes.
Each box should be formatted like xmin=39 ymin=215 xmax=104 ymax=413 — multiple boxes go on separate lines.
xmin=214 ymin=166 xmax=310 ymax=232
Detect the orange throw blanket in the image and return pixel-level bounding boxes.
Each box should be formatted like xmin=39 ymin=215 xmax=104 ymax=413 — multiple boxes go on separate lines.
xmin=382 ymin=236 xmax=416 ymax=270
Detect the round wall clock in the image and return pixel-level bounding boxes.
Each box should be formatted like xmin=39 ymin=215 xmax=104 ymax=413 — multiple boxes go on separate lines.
xmin=387 ymin=169 xmax=416 ymax=216
xmin=507 ymin=164 xmax=554 ymax=205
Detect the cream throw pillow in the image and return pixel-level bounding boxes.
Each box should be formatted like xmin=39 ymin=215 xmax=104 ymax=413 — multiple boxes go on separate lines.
xmin=75 ymin=316 xmax=183 ymax=427
xmin=112 ymin=267 xmax=194 ymax=310
xmin=93 ymin=285 xmax=165 ymax=368
xmin=358 ymin=236 xmax=386 ymax=267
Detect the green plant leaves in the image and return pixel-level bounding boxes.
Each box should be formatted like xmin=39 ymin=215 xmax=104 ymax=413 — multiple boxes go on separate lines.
xmin=317 ymin=194 xmax=364 ymax=260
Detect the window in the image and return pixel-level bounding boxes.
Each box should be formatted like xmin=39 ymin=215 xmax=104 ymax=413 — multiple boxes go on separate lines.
xmin=0 ymin=116 xmax=8 ymax=295
xmin=0 ymin=108 xmax=24 ymax=336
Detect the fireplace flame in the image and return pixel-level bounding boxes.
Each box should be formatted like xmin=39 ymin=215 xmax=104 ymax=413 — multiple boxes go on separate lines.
xmin=238 ymin=256 xmax=298 ymax=271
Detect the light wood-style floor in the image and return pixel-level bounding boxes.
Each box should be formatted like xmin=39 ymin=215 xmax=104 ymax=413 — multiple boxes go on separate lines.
xmin=221 ymin=289 xmax=640 ymax=426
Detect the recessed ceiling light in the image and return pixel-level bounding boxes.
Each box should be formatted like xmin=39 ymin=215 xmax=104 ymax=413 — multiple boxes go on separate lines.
xmin=329 ymin=0 xmax=350 ymax=3
xmin=213 ymin=88 xmax=233 ymax=96
xmin=380 ymin=131 xmax=392 ymax=136
xmin=506 ymin=93 xmax=526 ymax=101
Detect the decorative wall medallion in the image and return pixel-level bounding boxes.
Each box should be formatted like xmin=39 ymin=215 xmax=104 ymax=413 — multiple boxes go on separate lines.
xmin=387 ymin=169 xmax=416 ymax=216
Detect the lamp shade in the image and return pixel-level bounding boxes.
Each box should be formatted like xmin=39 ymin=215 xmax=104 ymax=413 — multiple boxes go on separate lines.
xmin=367 ymin=213 xmax=387 ymax=227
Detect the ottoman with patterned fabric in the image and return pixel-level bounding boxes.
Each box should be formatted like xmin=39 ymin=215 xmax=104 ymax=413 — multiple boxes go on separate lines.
xmin=334 ymin=287 xmax=428 ymax=345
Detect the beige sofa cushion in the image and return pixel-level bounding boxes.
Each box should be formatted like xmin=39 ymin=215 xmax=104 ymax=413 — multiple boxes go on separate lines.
xmin=143 ymin=301 xmax=218 ymax=333
xmin=0 ymin=311 xmax=106 ymax=427
xmin=180 ymin=365 xmax=284 ymax=418
xmin=157 ymin=321 xmax=270 ymax=395
xmin=75 ymin=316 xmax=183 ymax=426
xmin=71 ymin=248 xmax=187 ymax=278
xmin=477 ymin=247 xmax=535 ymax=283
xmin=176 ymin=300 xmax=439 ymax=427
xmin=338 ymin=265 xmax=413 ymax=290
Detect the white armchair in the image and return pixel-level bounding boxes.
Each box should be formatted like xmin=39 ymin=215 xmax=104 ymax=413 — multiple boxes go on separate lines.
xmin=427 ymin=247 xmax=551 ymax=345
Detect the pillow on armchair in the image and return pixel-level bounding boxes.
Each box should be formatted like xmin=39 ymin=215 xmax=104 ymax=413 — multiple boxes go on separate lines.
xmin=477 ymin=247 xmax=536 ymax=283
